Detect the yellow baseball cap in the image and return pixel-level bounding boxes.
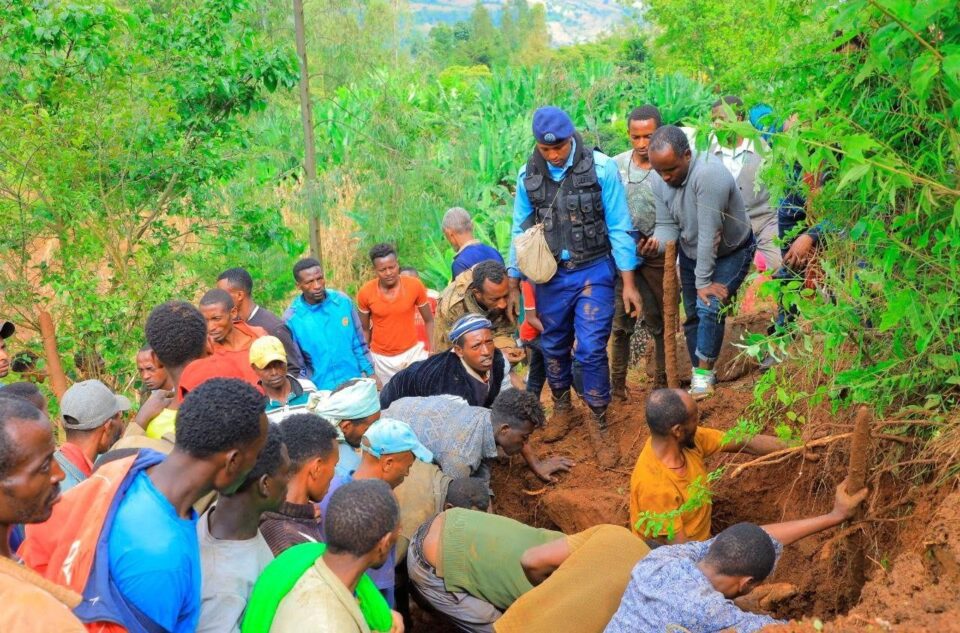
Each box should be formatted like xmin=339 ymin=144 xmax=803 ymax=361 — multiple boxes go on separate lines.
xmin=249 ymin=335 xmax=287 ymax=369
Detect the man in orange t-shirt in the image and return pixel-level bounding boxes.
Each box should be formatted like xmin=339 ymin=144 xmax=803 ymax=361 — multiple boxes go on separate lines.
xmin=630 ymin=389 xmax=785 ymax=543
xmin=180 ymin=288 xmax=266 ymax=400
xmin=400 ymin=267 xmax=438 ymax=350
xmin=357 ymin=244 xmax=434 ymax=385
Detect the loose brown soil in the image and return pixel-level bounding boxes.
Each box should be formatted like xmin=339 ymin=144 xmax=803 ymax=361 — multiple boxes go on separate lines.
xmin=411 ymin=340 xmax=955 ymax=632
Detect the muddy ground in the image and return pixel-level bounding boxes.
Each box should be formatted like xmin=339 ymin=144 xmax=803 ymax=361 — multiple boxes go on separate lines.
xmin=411 ymin=350 xmax=956 ymax=631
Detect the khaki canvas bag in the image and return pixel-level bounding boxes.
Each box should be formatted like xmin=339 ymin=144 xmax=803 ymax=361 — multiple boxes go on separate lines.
xmin=514 ymin=223 xmax=557 ymax=283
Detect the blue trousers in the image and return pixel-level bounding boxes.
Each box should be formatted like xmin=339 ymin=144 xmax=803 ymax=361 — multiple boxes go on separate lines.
xmin=678 ymin=236 xmax=756 ymax=365
xmin=534 ymin=257 xmax=616 ymax=409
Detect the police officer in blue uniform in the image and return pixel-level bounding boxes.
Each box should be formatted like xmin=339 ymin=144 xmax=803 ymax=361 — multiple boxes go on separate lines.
xmin=507 ymin=106 xmax=641 ymax=468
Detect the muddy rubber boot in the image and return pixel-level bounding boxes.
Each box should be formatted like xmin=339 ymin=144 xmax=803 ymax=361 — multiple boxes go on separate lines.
xmin=587 ymin=407 xmax=619 ymax=468
xmin=542 ymin=390 xmax=577 ymax=443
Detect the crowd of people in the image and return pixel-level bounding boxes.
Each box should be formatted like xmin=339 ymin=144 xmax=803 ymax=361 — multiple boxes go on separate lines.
xmin=0 ymin=101 xmax=860 ymax=633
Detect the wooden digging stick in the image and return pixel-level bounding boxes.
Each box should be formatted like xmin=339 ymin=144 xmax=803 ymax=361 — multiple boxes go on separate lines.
xmin=663 ymin=241 xmax=680 ymax=389
xmin=38 ymin=310 xmax=69 ymax=403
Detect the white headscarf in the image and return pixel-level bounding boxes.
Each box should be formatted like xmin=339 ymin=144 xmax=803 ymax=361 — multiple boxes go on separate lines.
xmin=308 ymin=378 xmax=380 ymax=425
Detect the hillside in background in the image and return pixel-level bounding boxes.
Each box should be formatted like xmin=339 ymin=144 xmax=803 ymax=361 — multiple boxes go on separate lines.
xmin=409 ymin=0 xmax=639 ymax=45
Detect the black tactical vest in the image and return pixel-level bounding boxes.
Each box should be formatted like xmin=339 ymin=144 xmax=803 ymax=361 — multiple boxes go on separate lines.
xmin=522 ymin=133 xmax=610 ymax=267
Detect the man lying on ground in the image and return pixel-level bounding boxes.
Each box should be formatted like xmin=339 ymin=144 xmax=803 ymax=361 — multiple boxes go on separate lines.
xmin=197 ymin=424 xmax=290 ymax=633
xmin=606 ymin=480 xmax=869 ymax=633
xmin=260 ymin=413 xmax=340 ymax=555
xmin=0 ymin=398 xmax=85 ymax=632
xmin=383 ymin=390 xmax=572 ymax=487
xmin=393 ymin=462 xmax=490 ymax=564
xmin=495 ymin=525 xmax=650 ymax=633
xmin=630 ymin=388 xmax=785 ymax=543
xmin=311 ymin=377 xmax=381 ymax=478
xmin=379 ymin=315 xmax=514 ymax=409
xmin=407 ymin=508 xmax=564 ymax=632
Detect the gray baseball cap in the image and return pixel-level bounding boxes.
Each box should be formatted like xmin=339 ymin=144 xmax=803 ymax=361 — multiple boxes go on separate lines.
xmin=61 ymin=380 xmax=132 ymax=430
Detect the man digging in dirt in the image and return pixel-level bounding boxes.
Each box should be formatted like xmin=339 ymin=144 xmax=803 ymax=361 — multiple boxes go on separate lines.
xmin=605 ymin=479 xmax=869 ymax=632
xmin=630 ymin=388 xmax=786 ymax=543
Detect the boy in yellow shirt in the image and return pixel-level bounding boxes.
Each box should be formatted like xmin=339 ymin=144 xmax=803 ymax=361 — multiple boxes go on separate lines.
xmin=629 ymin=389 xmax=786 ymax=543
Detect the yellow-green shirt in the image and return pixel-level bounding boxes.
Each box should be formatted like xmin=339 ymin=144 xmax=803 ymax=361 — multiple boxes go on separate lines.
xmin=146 ymin=408 xmax=178 ymax=440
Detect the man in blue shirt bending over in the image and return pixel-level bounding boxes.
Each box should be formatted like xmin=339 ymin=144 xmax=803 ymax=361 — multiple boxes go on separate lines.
xmin=507 ymin=106 xmax=642 ymax=469
xmin=284 ymin=258 xmax=376 ymax=391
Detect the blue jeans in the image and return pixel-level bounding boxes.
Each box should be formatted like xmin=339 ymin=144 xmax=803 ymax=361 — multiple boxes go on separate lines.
xmin=678 ymin=236 xmax=756 ymax=365
xmin=534 ymin=257 xmax=616 ymax=409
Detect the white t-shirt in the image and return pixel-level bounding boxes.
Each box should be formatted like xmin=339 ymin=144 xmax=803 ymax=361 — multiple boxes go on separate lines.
xmin=196 ymin=508 xmax=275 ymax=633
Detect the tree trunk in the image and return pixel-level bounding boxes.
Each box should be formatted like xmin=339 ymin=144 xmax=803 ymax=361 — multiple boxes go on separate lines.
xmin=38 ymin=310 xmax=68 ymax=406
xmin=293 ymin=0 xmax=323 ymax=262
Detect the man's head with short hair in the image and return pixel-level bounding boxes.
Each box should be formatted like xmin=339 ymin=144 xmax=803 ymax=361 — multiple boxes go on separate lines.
xmin=175 ymin=378 xmax=269 ymax=495
xmin=468 ymin=260 xmax=510 ymax=316
xmin=324 ymin=479 xmax=399 ymax=567
xmin=628 ymin=105 xmax=663 ymax=128
xmin=444 ymin=477 xmax=490 ymax=512
xmin=399 ymin=266 xmax=419 ymax=277
xmin=145 ymin=301 xmax=208 ymax=371
xmin=369 ymin=243 xmax=400 ymax=289
xmin=490 ymin=389 xmax=545 ymax=456
xmin=216 ymin=267 xmax=255 ymax=315
xmin=199 ymin=288 xmax=237 ymax=344
xmin=0 ymin=398 xmax=64 ymax=527
xmin=645 ymin=388 xmax=698 ymax=449
xmin=627 ymin=105 xmax=662 ymax=165
xmin=226 ymin=424 xmax=291 ymax=512
xmin=0 ymin=382 xmax=46 ymax=415
xmin=293 ymin=258 xmax=326 ymax=305
xmin=136 ymin=344 xmax=170 ymax=391
xmin=700 ymin=522 xmax=777 ymax=598
xmin=441 ymin=207 xmax=474 ymax=243
xmin=216 ymin=267 xmax=254 ymax=295
xmin=648 ymin=125 xmax=693 ymax=189
xmin=281 ymin=413 xmax=340 ymax=502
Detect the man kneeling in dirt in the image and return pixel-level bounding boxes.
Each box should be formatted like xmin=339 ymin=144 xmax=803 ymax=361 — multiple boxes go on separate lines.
xmin=606 ymin=480 xmax=868 ymax=632
xmin=630 ymin=388 xmax=786 ymax=543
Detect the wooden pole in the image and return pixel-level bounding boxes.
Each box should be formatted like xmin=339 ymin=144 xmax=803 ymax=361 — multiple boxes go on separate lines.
xmin=38 ymin=310 xmax=68 ymax=402
xmin=663 ymin=241 xmax=680 ymax=389
xmin=293 ymin=0 xmax=323 ymax=262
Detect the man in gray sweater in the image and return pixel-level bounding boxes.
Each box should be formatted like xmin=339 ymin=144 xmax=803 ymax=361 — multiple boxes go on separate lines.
xmin=639 ymin=125 xmax=756 ymax=398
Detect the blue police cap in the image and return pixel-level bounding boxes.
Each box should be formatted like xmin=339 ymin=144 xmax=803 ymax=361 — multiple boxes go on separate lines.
xmin=532 ymin=106 xmax=574 ymax=144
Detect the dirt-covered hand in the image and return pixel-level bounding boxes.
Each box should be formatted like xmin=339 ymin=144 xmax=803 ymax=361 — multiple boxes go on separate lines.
xmin=637 ymin=236 xmax=660 ymax=257
xmin=832 ymin=477 xmax=869 ymax=519
xmin=783 ymin=233 xmax=815 ymax=269
xmin=506 ymin=284 xmax=521 ymax=324
xmin=503 ymin=346 xmax=526 ymax=364
xmin=696 ymin=282 xmax=729 ymax=305
xmin=134 ymin=389 xmax=174 ymax=430
xmin=532 ymin=455 xmax=574 ymax=483
xmin=622 ymin=283 xmax=642 ymax=318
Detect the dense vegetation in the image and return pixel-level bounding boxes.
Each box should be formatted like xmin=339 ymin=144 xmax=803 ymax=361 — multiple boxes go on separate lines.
xmin=1 ymin=0 xmax=958 ymax=467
